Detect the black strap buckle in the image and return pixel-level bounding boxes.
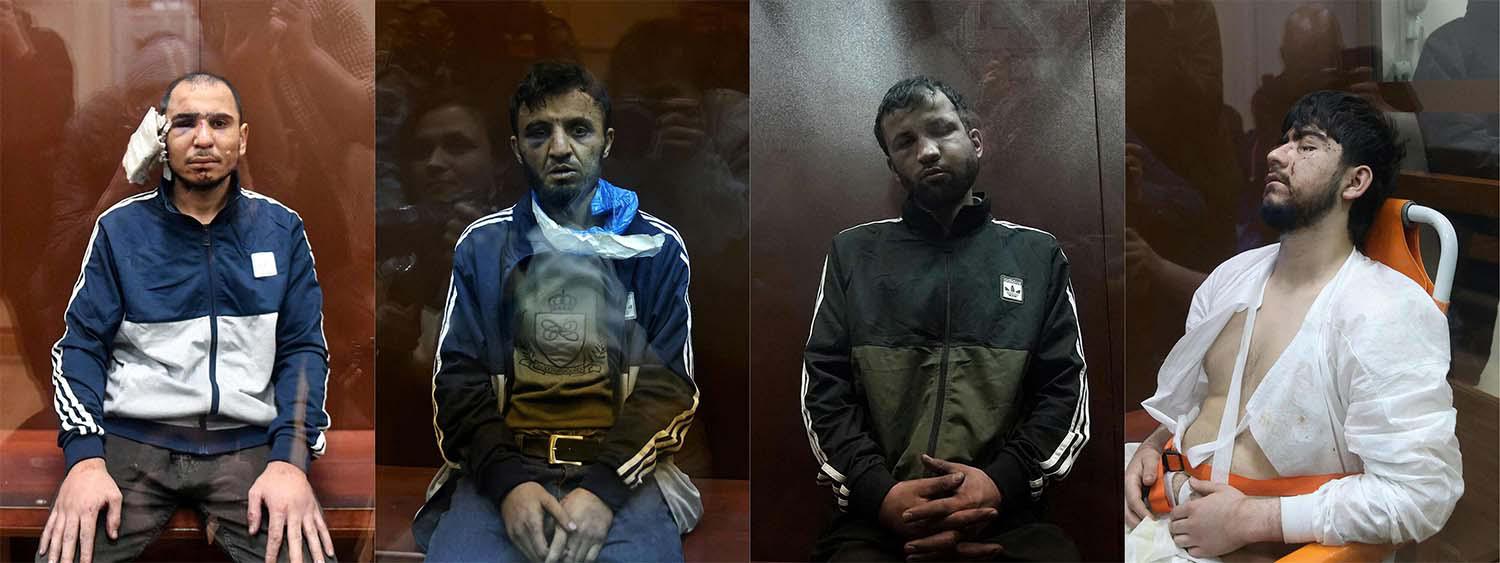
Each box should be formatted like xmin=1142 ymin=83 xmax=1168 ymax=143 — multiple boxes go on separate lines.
xmin=1161 ymin=448 xmax=1187 ymax=473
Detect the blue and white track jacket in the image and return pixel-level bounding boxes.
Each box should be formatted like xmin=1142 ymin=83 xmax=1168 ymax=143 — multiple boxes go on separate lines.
xmin=51 ymin=173 xmax=330 ymax=470
xmin=427 ymin=186 xmax=701 ymax=531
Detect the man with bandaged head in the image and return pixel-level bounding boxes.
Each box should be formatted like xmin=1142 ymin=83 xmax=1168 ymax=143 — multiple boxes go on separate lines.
xmin=418 ymin=62 xmax=698 ymax=562
xmin=41 ymin=72 xmax=336 ymax=563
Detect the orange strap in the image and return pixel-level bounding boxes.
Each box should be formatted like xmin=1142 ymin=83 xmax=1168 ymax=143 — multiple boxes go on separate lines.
xmin=1146 ymin=439 xmax=1354 ymax=514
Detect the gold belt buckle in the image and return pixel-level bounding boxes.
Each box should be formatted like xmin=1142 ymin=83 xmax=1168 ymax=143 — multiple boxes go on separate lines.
xmin=548 ymin=434 xmax=584 ymax=466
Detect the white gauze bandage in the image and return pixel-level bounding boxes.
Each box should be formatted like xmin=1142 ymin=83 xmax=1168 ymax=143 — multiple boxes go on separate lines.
xmin=121 ymin=107 xmax=169 ymax=184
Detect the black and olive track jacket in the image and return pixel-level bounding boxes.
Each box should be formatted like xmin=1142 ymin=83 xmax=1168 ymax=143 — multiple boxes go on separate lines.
xmin=800 ymin=193 xmax=1090 ymax=520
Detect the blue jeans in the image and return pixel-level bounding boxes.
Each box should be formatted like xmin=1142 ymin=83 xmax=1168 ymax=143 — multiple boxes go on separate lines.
xmin=426 ymin=462 xmax=683 ymax=562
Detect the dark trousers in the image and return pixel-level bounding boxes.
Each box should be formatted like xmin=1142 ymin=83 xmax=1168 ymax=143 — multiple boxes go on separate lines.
xmin=36 ymin=435 xmax=335 ymax=563
xmin=812 ymin=512 xmax=1079 ymax=562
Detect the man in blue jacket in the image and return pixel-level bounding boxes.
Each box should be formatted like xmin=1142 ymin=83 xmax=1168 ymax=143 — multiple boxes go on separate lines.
xmin=421 ymin=62 xmax=699 ymax=563
xmin=41 ymin=72 xmax=334 ymax=563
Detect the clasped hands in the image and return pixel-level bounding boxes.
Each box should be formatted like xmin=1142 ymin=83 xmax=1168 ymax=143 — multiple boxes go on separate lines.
xmin=878 ymin=455 xmax=1006 ymax=562
xmin=501 ymin=483 xmax=613 ymax=563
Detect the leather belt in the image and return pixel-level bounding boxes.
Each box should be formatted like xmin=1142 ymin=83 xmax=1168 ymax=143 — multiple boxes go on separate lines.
xmin=517 ymin=433 xmax=602 ymax=466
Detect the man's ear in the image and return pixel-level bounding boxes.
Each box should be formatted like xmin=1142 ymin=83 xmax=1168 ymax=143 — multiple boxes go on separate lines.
xmin=238 ymin=122 xmax=249 ymax=156
xmin=603 ymin=127 xmax=615 ymax=159
xmin=969 ymin=128 xmax=983 ymax=159
xmin=1341 ymin=164 xmax=1373 ymax=201
xmin=510 ymin=136 xmax=523 ymax=165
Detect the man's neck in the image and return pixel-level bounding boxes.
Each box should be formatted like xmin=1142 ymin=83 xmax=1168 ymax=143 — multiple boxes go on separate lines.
xmin=172 ymin=180 xmax=232 ymax=226
xmin=539 ymin=183 xmax=599 ymax=230
xmin=919 ymin=189 xmax=975 ymax=235
xmin=1272 ymin=214 xmax=1353 ymax=289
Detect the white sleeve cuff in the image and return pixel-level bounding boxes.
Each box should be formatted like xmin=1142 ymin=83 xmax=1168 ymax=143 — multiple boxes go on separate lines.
xmin=1280 ymin=494 xmax=1319 ymax=543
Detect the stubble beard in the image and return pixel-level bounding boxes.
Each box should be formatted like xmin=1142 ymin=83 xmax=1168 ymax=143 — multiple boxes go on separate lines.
xmin=1260 ymin=171 xmax=1342 ymax=235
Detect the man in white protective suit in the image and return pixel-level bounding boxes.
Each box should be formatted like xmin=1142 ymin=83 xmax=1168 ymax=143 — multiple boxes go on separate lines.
xmin=1122 ymin=90 xmax=1463 ymax=562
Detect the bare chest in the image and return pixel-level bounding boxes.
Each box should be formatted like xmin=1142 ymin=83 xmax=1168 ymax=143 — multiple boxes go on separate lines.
xmin=1183 ymin=286 xmax=1320 ymax=477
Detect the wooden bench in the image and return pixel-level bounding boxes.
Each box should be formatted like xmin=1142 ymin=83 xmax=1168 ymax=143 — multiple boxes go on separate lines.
xmin=0 ymin=429 xmax=374 ymax=559
xmin=374 ymin=465 xmax=747 ymax=562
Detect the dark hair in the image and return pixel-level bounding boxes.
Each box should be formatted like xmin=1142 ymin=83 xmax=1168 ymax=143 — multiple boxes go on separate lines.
xmin=400 ymin=89 xmax=500 ymax=157
xmin=873 ymin=76 xmax=977 ymax=155
xmin=508 ymin=62 xmax=611 ymax=136
xmin=1280 ymin=90 xmax=1405 ymax=250
xmin=159 ymin=72 xmax=245 ymax=122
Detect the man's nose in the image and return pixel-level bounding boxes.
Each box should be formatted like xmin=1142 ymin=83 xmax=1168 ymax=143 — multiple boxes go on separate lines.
xmin=191 ymin=122 xmax=214 ymax=147
xmin=425 ymin=147 xmax=448 ymax=171
xmin=917 ymin=139 xmax=941 ymax=165
xmin=1266 ymin=141 xmax=1293 ymax=170
xmin=546 ymin=129 xmax=572 ymax=160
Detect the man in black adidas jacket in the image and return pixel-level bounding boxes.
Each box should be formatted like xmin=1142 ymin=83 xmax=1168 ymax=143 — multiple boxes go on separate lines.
xmin=802 ymin=76 xmax=1090 ymax=562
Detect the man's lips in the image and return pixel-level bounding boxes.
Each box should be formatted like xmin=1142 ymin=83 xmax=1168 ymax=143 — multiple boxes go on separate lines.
xmin=920 ymin=167 xmax=949 ymax=180
xmin=1265 ymin=173 xmax=1288 ymax=191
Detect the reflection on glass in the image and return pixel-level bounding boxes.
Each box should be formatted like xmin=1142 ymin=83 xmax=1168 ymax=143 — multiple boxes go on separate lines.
xmin=1411 ymin=1 xmax=1498 ymax=179
xmin=0 ymin=1 xmax=373 ymax=560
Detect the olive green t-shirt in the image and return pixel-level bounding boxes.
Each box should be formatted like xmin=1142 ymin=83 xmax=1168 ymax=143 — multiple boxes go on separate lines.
xmin=506 ymin=252 xmax=618 ymax=431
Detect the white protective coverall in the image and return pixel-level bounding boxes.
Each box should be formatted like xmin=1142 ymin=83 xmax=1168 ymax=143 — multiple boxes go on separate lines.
xmin=1127 ymin=244 xmax=1463 ymax=562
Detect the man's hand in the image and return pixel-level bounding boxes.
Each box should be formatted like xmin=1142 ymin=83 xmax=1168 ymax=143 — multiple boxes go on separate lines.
xmin=903 ymin=530 xmax=1006 ymax=562
xmin=443 ymin=202 xmax=490 ymax=251
xmin=901 ymin=455 xmax=1003 ymax=560
xmin=39 ymin=458 xmax=121 ymax=563
xmin=270 ymin=0 xmax=316 ymax=57
xmin=878 ymin=471 xmax=965 ymax=538
xmin=501 ymin=482 xmax=575 ymax=563
xmin=0 ymin=0 xmax=35 ymax=60
xmin=1125 ymin=439 xmax=1161 ymax=528
xmin=1124 ymin=228 xmax=1161 ymax=288
xmin=547 ymin=488 xmax=613 ymax=563
xmin=653 ymin=98 xmax=707 ymax=160
xmin=247 ymin=461 xmax=334 ymax=563
xmin=1169 ymin=479 xmax=1280 ymax=558
xmin=903 ymin=456 xmax=1002 ymax=525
